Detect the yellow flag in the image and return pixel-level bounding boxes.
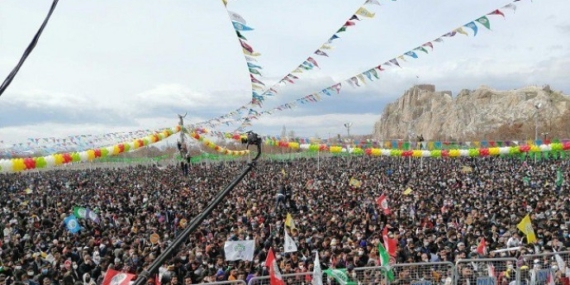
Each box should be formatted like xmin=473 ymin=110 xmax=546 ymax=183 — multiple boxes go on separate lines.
xmin=517 ymin=214 xmax=537 ymax=244
xmin=320 ymin=44 xmax=333 ymax=50
xmin=24 ymin=188 xmax=33 ymax=194
xmin=403 ymin=188 xmax=413 ymax=195
xmin=355 ymin=7 xmax=375 ymax=18
xmin=349 ymin=178 xmax=362 ymax=188
xmin=285 ymin=213 xmax=296 ymax=229
xmin=455 ymin=27 xmax=469 ymax=36
xmin=252 ymin=83 xmax=264 ymax=90
xmin=292 ymin=68 xmax=303 ymax=73
xmin=243 ymin=48 xmax=261 ymax=57
xmin=222 ymin=0 xmax=227 ymax=6
xmin=281 ymin=168 xmax=287 ymax=176
xmin=357 ymin=74 xmax=367 ymax=85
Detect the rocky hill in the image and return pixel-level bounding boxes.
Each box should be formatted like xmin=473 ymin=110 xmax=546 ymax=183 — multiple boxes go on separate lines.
xmin=373 ymin=84 xmax=570 ymax=141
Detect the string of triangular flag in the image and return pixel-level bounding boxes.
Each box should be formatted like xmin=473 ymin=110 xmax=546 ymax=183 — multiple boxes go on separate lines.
xmin=221 ymin=0 xmax=265 ymax=106
xmin=228 ymin=0 xmax=525 ymax=132
xmin=197 ymin=0 xmax=382 ymax=128
xmin=1 ymin=129 xmax=164 ymax=157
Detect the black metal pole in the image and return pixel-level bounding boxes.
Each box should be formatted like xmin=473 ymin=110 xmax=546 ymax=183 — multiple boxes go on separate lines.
xmin=134 ymin=144 xmax=260 ymax=285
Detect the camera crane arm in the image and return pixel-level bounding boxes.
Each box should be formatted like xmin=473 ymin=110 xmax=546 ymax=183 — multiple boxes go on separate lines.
xmin=134 ymin=132 xmax=262 ymax=285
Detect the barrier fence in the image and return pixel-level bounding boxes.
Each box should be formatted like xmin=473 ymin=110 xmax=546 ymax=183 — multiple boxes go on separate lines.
xmin=391 ymin=262 xmax=455 ymax=285
xmin=206 ymin=281 xmax=247 ymax=285
xmin=520 ymin=251 xmax=570 ymax=285
xmin=248 ymin=272 xmax=313 ymax=285
xmin=352 ymin=266 xmax=387 ymax=284
xmin=239 ymin=255 xmax=569 ymax=285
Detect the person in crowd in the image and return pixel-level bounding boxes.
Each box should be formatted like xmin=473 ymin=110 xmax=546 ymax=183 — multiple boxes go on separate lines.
xmin=0 ymin=156 xmax=568 ymax=284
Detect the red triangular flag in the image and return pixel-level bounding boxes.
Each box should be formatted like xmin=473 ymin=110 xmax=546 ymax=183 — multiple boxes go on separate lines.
xmin=240 ymin=40 xmax=254 ymax=53
xmin=488 ymin=9 xmax=505 ymax=18
xmin=477 ymin=238 xmax=487 ymax=255
xmin=102 ymin=269 xmax=135 ymax=285
xmin=344 ymin=21 xmax=356 ymax=26
xmin=376 ymin=194 xmax=390 ymax=215
xmin=265 ymin=248 xmax=285 ymax=285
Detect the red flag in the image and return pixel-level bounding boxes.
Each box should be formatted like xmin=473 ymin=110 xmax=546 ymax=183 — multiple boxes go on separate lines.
xmin=155 ymin=275 xmax=161 ymax=285
xmin=376 ymin=194 xmax=390 ymax=215
xmin=102 ymin=269 xmax=135 ymax=285
xmin=240 ymin=40 xmax=254 ymax=53
xmin=307 ymin=57 xmax=319 ymax=68
xmin=344 ymin=21 xmax=356 ymax=26
xmin=265 ymin=248 xmax=285 ymax=285
xmin=422 ymin=42 xmax=434 ymax=50
xmin=488 ymin=9 xmax=505 ymax=18
xmin=477 ymin=238 xmax=487 ymax=255
xmin=382 ymin=227 xmax=398 ymax=257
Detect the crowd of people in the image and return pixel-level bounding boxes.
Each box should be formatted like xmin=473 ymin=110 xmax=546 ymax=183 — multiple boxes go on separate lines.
xmin=0 ymin=155 xmax=569 ymax=285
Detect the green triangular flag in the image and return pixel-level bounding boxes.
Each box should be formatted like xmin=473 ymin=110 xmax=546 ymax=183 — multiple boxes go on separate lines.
xmin=249 ymin=68 xmax=262 ymax=75
xmin=378 ymin=243 xmax=395 ymax=281
xmin=337 ymin=26 xmax=347 ymax=33
xmin=324 ymin=269 xmax=356 ymax=285
xmin=73 ymin=207 xmax=87 ymax=219
xmin=497 ymin=141 xmax=503 ymax=147
xmin=236 ymin=31 xmax=247 ymax=40
xmin=476 ymin=16 xmax=491 ymax=30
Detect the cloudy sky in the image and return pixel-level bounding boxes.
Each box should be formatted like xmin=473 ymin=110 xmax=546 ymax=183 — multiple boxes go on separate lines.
xmin=0 ymin=0 xmax=569 ymax=147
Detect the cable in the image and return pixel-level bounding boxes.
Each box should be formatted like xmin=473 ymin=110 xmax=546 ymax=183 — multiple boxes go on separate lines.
xmin=0 ymin=0 xmax=60 ymax=97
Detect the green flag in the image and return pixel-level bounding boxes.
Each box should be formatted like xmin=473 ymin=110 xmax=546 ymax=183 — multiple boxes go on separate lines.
xmin=476 ymin=16 xmax=491 ymax=30
xmin=378 ymin=243 xmax=395 ymax=281
xmin=73 ymin=207 xmax=87 ymax=219
xmin=324 ymin=269 xmax=356 ymax=285
xmin=556 ymin=169 xmax=564 ymax=186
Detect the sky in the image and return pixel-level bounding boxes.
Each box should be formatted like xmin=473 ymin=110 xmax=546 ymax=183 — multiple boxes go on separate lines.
xmin=1 ymin=0 xmax=569 ymax=147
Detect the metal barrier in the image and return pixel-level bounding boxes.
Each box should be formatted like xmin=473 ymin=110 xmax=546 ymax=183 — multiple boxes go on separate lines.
xmin=352 ymin=266 xmax=387 ymax=285
xmin=520 ymin=251 xmax=570 ymax=285
xmin=456 ymin=258 xmax=520 ymax=285
xmin=248 ymin=272 xmax=313 ymax=285
xmin=204 ymin=281 xmax=247 ymax=285
xmin=389 ymin=262 xmax=455 ymax=285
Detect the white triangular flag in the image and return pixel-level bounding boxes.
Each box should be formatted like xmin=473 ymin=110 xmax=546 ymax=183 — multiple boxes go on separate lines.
xmin=365 ymin=0 xmax=381 ymax=5
xmin=553 ymin=249 xmax=567 ymax=275
xmin=284 ymin=228 xmax=298 ymax=253
xmin=312 ymin=251 xmax=323 ymax=285
xmin=227 ymin=11 xmax=247 ymax=24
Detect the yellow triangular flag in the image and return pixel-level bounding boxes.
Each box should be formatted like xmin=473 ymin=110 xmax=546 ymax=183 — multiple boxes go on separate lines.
xmin=252 ymin=83 xmax=264 ymax=90
xmin=455 ymin=27 xmax=469 ymax=36
xmin=292 ymin=68 xmax=303 ymax=73
xmin=357 ymin=74 xmax=367 ymax=85
xmin=517 ymin=214 xmax=537 ymax=244
xmin=243 ymin=48 xmax=261 ymax=57
xmin=320 ymin=44 xmax=334 ymax=50
xmin=281 ymin=168 xmax=287 ymax=176
xmin=403 ymin=188 xmax=413 ymax=195
xmin=355 ymin=7 xmax=375 ymax=18
xmin=285 ymin=213 xmax=296 ymax=229
xmin=222 ymin=0 xmax=227 ymax=6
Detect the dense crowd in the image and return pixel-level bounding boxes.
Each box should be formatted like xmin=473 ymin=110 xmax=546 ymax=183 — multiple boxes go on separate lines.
xmin=0 ymin=155 xmax=569 ymax=285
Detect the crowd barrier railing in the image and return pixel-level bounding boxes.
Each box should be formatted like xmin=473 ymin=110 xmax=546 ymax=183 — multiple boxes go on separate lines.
xmin=248 ymin=272 xmax=313 ymax=285
xmin=520 ymin=251 xmax=570 ymax=285
xmin=455 ymin=258 xmax=519 ymax=285
xmin=350 ymin=265 xmax=386 ymax=284
xmin=206 ymin=281 xmax=247 ymax=285
xmin=389 ymin=262 xmax=455 ymax=285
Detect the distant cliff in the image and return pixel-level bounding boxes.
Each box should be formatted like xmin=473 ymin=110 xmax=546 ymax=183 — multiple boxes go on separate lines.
xmin=373 ymin=84 xmax=570 ymax=141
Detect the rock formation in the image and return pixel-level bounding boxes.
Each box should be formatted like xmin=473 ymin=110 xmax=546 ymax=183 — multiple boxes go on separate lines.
xmin=373 ymin=84 xmax=570 ymax=141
